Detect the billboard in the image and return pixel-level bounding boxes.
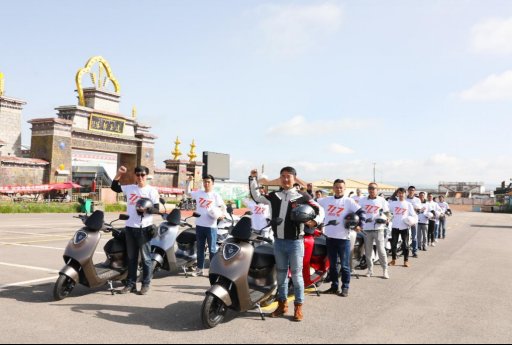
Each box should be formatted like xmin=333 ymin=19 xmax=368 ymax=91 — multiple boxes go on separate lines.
xmin=202 ymin=151 xmax=230 ymax=180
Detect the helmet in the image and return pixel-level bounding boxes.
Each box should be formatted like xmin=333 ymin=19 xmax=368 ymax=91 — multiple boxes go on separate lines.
xmin=403 ymin=215 xmax=417 ymax=226
xmin=208 ymin=207 xmax=223 ymax=219
xmin=135 ymin=198 xmax=153 ymax=216
xmin=374 ymin=212 xmax=388 ymax=225
xmin=290 ymin=204 xmax=316 ymax=223
xmin=344 ymin=213 xmax=360 ymax=229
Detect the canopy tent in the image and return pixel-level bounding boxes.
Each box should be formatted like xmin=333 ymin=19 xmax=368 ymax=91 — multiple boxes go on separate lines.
xmin=0 ymin=182 xmax=82 ymax=194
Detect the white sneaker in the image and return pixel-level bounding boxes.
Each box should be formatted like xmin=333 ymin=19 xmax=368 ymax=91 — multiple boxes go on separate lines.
xmin=431 ymin=243 xmax=436 ymax=247
xmin=366 ymin=270 xmax=373 ymax=278
xmin=192 ymin=268 xmax=204 ymax=277
xmin=383 ymin=270 xmax=389 ymax=279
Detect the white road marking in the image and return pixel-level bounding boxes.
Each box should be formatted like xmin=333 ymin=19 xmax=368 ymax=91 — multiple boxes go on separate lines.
xmin=0 ymin=277 xmax=57 ymax=290
xmin=0 ymin=241 xmax=105 ymax=255
xmin=0 ymin=262 xmax=59 ymax=273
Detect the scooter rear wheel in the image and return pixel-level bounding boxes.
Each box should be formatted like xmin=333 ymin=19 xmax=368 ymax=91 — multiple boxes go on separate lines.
xmin=53 ymin=274 xmax=75 ymax=301
xmin=201 ymin=293 xmax=227 ymax=328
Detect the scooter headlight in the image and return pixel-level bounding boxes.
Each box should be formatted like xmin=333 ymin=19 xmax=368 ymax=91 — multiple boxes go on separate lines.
xmin=73 ymin=230 xmax=88 ymax=245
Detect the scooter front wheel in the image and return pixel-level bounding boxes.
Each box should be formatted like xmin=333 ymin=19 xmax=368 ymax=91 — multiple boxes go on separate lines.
xmin=53 ymin=274 xmax=75 ymax=301
xmin=201 ymin=293 xmax=227 ymax=328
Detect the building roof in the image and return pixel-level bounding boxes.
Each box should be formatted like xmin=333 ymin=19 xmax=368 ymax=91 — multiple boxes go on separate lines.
xmin=0 ymin=156 xmax=48 ymax=165
xmin=312 ymin=179 xmax=398 ymax=190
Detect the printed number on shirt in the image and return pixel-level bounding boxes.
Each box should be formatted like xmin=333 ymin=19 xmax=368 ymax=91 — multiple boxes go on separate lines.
xmin=129 ymin=194 xmax=140 ymax=205
xmin=198 ymin=197 xmax=213 ymax=209
xmin=327 ymin=205 xmax=344 ymax=217
xmin=254 ymin=206 xmax=266 ymax=215
xmin=364 ymin=205 xmax=380 ymax=214
xmin=394 ymin=207 xmax=407 ymax=216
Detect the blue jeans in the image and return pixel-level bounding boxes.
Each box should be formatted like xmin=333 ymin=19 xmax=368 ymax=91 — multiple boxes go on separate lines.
xmin=196 ymin=225 xmax=217 ymax=270
xmin=434 ymin=223 xmax=439 ymax=239
xmin=438 ymin=217 xmax=446 ymax=238
xmin=125 ymin=226 xmax=153 ymax=287
xmin=410 ymin=224 xmax=418 ymax=255
xmin=273 ymin=239 xmax=304 ymax=304
xmin=326 ymin=237 xmax=351 ymax=290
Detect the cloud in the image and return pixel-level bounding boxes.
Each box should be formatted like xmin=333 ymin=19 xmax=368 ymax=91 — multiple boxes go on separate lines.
xmin=470 ymin=17 xmax=512 ymax=55
xmin=266 ymin=115 xmax=374 ymax=136
xmin=458 ymin=70 xmax=512 ymax=101
xmin=329 ymin=143 xmax=354 ymax=154
xmin=256 ymin=2 xmax=343 ymax=57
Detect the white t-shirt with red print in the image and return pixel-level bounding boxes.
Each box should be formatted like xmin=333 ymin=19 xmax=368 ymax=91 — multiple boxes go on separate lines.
xmin=190 ymin=190 xmax=226 ymax=228
xmin=359 ymin=196 xmax=389 ymax=231
xmin=318 ymin=196 xmax=361 ymax=240
xmin=243 ymin=198 xmax=271 ymax=232
xmin=121 ymin=184 xmax=160 ymax=228
xmin=388 ymin=200 xmax=416 ymax=230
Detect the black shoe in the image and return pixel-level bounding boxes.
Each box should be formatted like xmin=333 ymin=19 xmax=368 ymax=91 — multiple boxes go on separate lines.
xmin=322 ymin=286 xmax=339 ymax=295
xmin=119 ymin=285 xmax=137 ymax=294
xmin=339 ymin=288 xmax=349 ymax=297
xmin=138 ymin=285 xmax=150 ymax=295
xmin=412 ymin=253 xmax=418 ymax=258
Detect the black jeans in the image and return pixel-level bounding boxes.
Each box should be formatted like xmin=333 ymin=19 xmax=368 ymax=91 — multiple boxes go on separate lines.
xmin=391 ymin=228 xmax=409 ymax=261
xmin=428 ymin=220 xmax=436 ymax=244
xmin=125 ymin=226 xmax=153 ymax=287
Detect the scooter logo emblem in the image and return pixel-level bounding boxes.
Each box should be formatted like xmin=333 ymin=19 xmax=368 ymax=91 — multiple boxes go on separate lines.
xmin=73 ymin=230 xmax=88 ymax=245
xmin=223 ymin=243 xmax=241 ymax=261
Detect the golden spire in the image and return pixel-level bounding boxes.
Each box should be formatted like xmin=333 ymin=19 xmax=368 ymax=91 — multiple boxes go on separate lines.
xmin=172 ymin=137 xmax=182 ymax=160
xmin=188 ymin=139 xmax=197 ymax=161
xmin=0 ymin=72 xmax=4 ymax=97
xmin=132 ymin=105 xmax=137 ymax=119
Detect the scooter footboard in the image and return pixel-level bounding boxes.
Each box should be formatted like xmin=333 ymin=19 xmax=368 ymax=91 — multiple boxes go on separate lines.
xmin=207 ymin=284 xmax=232 ymax=307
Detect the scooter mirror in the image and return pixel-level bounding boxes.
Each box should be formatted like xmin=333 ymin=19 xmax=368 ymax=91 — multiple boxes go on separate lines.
xmin=226 ymin=204 xmax=234 ymax=215
xmin=78 ymin=197 xmax=85 ymax=205
xmin=159 ymin=197 xmax=166 ymax=205
xmin=192 ymin=212 xmax=201 ymax=218
xmin=119 ymin=214 xmax=130 ymax=221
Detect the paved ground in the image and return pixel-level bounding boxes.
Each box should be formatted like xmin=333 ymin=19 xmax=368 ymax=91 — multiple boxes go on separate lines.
xmin=0 ymin=211 xmax=511 ymax=343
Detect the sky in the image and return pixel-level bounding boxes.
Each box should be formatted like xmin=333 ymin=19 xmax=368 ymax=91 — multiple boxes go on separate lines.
xmin=2 ymin=0 xmax=512 ymax=189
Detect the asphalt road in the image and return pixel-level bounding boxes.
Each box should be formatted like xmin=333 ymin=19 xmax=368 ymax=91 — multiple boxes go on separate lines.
xmin=0 ymin=211 xmax=511 ymax=344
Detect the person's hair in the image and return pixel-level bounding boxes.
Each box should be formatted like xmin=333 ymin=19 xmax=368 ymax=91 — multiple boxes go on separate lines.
xmin=427 ymin=193 xmax=433 ymax=197
xmin=134 ymin=166 xmax=149 ymax=175
xmin=280 ymin=166 xmax=297 ymax=176
xmin=397 ymin=187 xmax=406 ymax=194
xmin=439 ymin=195 xmax=445 ymax=199
xmin=368 ymin=182 xmax=378 ymax=188
xmin=419 ymin=191 xmax=425 ymax=196
xmin=407 ymin=185 xmax=416 ymax=191
xmin=203 ymin=174 xmax=215 ymax=183
xmin=333 ymin=179 xmax=345 ymax=185
xmin=293 ymin=183 xmax=301 ymax=188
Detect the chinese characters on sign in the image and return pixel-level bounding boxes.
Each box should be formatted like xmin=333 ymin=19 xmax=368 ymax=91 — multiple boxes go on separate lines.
xmin=89 ymin=114 xmax=125 ymax=134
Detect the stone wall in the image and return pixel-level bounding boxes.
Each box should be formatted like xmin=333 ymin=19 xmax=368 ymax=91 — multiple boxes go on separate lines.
xmin=0 ymin=165 xmax=46 ymax=185
xmin=0 ymin=96 xmax=25 ymax=157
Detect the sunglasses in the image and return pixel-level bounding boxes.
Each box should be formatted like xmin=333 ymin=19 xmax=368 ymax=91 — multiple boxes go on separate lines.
xmin=368 ymin=187 xmax=376 ymax=190
xmin=136 ymin=173 xmax=146 ymax=177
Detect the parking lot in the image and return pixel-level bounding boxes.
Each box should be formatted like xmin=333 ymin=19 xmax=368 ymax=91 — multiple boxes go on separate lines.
xmin=1 ymin=211 xmax=512 ymax=343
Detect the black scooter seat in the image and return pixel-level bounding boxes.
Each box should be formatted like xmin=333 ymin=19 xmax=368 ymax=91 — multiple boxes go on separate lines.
xmin=251 ymin=244 xmax=275 ymax=269
xmin=177 ymin=228 xmax=196 ymax=245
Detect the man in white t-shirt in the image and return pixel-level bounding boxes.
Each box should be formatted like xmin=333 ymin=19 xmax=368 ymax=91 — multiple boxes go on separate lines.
xmin=352 ymin=188 xmax=363 ymax=204
xmin=243 ymin=195 xmax=273 ymax=241
xmin=406 ymin=186 xmax=421 ymax=258
xmin=437 ymin=195 xmax=451 ymax=239
xmin=359 ymin=183 xmax=390 ymax=279
xmin=186 ymin=175 xmax=226 ymax=276
xmin=318 ymin=179 xmax=364 ymax=297
xmin=389 ymin=188 xmax=417 ymax=267
xmin=111 ymin=165 xmax=160 ymax=295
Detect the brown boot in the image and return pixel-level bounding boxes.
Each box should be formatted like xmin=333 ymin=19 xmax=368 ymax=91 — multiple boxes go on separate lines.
xmin=270 ymin=300 xmax=288 ymax=318
xmin=404 ymin=260 xmax=410 ymax=267
xmin=389 ymin=260 xmax=396 ymax=266
xmin=293 ymin=303 xmax=303 ymax=322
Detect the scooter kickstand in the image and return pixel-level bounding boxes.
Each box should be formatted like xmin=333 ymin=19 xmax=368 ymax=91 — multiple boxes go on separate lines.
xmin=314 ymin=285 xmax=320 ymax=296
xmin=107 ymin=280 xmax=115 ymax=295
xmin=182 ymin=266 xmax=189 ymax=278
xmin=256 ymin=303 xmax=265 ymax=320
